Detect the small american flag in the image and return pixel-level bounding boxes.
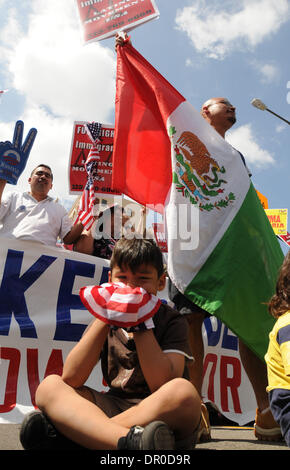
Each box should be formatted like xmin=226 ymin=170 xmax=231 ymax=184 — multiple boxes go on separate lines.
xmin=75 ymin=122 xmax=102 ymax=230
xmin=79 ymin=282 xmax=161 ymax=328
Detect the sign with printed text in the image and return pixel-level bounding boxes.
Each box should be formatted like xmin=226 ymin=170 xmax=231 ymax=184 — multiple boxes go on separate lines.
xmin=76 ymin=0 xmax=160 ymax=43
xmin=68 ymin=121 xmax=121 ymax=197
xmin=152 ymin=222 xmax=167 ymax=253
xmin=265 ymin=208 xmax=288 ymax=236
xmin=278 ymin=231 xmax=290 ymax=247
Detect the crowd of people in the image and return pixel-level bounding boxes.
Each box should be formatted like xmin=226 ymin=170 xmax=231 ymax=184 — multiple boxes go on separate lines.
xmin=0 ymin=34 xmax=289 ymax=451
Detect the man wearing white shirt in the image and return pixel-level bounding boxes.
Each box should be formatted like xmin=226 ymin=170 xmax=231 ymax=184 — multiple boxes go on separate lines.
xmin=0 ymin=164 xmax=84 ymax=246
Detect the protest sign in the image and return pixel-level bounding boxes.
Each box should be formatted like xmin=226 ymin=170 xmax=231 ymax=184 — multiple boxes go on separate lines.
xmin=76 ymin=0 xmax=160 ymax=43
xmin=68 ymin=121 xmax=121 ymax=197
xmin=152 ymin=222 xmax=167 ymax=253
xmin=0 ymin=238 xmax=255 ymax=425
xmin=278 ymin=231 xmax=290 ymax=247
xmin=265 ymin=208 xmax=288 ymax=236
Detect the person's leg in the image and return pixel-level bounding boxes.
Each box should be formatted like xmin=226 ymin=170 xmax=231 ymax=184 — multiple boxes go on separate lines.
xmin=238 ymin=339 xmax=269 ymax=410
xmin=184 ymin=312 xmax=211 ymax=442
xmin=185 ymin=312 xmax=206 ymax=397
xmin=35 ymin=374 xmax=129 ymax=450
xmin=112 ymin=377 xmax=201 ymax=442
xmin=268 ymin=389 xmax=290 ymax=446
xmin=35 ymin=375 xmax=200 ymax=450
xmin=239 ymin=339 xmax=282 ymax=440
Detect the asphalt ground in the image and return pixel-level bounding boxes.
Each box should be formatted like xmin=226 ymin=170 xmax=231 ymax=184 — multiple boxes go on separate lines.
xmin=0 ymin=423 xmax=288 ymax=452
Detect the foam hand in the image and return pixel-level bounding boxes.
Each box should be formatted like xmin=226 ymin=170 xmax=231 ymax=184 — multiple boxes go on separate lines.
xmin=0 ymin=121 xmax=37 ymax=184
xmin=80 ymin=282 xmax=161 ymax=328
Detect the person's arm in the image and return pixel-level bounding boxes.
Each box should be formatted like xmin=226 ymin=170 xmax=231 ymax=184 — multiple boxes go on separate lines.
xmin=62 ymin=319 xmax=110 ymax=388
xmin=62 ymin=221 xmax=84 ymax=245
xmin=73 ymin=229 xmax=94 ymax=255
xmin=0 ymin=178 xmax=7 ymax=205
xmin=133 ymin=329 xmax=185 ymax=393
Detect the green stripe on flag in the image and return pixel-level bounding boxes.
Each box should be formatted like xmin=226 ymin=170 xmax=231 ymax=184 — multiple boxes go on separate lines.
xmin=184 ymin=183 xmax=284 ymax=360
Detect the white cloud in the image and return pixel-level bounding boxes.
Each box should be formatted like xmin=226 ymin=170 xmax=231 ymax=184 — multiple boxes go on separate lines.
xmin=226 ymin=124 xmax=275 ymax=168
xmin=175 ymin=0 xmax=290 ymax=59
xmin=251 ymin=60 xmax=280 ymax=83
xmin=185 ymin=58 xmax=193 ymax=67
xmin=276 ymin=123 xmax=287 ymax=133
xmin=0 ymin=0 xmax=117 ymax=205
xmin=259 ymin=64 xmax=280 ymax=83
xmin=4 ymin=0 xmax=116 ymax=122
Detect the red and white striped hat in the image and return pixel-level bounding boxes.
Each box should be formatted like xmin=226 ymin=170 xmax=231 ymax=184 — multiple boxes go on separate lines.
xmin=79 ymin=282 xmax=161 ymax=327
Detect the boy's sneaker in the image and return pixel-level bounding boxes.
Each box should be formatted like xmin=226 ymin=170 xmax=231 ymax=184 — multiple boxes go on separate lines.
xmin=117 ymin=421 xmax=175 ymax=450
xmin=20 ymin=411 xmax=84 ymax=450
xmin=254 ymin=408 xmax=282 ymax=441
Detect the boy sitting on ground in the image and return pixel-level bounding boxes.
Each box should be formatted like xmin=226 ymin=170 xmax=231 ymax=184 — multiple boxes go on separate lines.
xmin=20 ymin=238 xmax=201 ymax=450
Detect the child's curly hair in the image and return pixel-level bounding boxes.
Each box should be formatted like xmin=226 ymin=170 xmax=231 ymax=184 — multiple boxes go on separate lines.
xmin=268 ymin=251 xmax=290 ymax=319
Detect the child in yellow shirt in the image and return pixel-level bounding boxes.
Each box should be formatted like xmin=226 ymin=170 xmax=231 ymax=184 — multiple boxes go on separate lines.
xmin=265 ymin=251 xmax=290 ymax=447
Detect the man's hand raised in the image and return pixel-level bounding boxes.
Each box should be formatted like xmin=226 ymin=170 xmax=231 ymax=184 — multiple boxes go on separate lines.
xmin=0 ymin=120 xmax=37 ymax=185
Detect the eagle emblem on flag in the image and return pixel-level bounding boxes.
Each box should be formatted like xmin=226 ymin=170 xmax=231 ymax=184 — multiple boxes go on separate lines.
xmin=169 ymin=126 xmax=235 ymax=212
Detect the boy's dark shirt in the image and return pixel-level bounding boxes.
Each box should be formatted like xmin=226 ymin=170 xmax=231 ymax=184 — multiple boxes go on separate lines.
xmin=100 ymin=303 xmax=192 ymax=398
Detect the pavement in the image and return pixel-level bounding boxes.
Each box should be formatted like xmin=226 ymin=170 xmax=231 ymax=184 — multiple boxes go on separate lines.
xmin=0 ymin=423 xmax=288 ymax=452
xmin=196 ymin=425 xmax=288 ymax=451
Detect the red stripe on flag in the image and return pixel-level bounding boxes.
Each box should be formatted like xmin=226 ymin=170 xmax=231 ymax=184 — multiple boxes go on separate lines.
xmin=111 ymin=42 xmax=185 ymax=209
xmin=74 ymin=144 xmax=99 ymax=230
xmin=79 ymin=283 xmax=161 ymax=327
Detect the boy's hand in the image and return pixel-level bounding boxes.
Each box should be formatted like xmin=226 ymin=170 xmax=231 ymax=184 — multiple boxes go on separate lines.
xmin=111 ymin=317 xmax=155 ymax=332
xmin=0 ymin=121 xmax=37 ymax=185
xmin=126 ymin=317 xmax=155 ymax=332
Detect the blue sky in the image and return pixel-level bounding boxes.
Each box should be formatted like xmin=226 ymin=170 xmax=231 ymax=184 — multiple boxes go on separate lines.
xmin=0 ymin=0 xmax=290 ymax=250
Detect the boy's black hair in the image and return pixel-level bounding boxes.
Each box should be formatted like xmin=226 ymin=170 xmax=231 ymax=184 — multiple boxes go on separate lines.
xmin=110 ymin=238 xmax=164 ymax=278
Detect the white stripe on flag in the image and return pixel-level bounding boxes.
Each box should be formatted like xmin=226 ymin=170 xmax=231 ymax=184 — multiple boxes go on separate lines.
xmin=166 ymin=100 xmax=251 ymax=290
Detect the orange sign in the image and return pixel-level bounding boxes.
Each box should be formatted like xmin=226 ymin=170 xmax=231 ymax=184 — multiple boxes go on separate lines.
xmin=256 ymin=190 xmax=268 ymax=209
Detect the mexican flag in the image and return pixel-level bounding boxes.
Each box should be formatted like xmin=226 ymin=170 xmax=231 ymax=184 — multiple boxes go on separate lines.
xmin=112 ymin=40 xmax=284 ymax=360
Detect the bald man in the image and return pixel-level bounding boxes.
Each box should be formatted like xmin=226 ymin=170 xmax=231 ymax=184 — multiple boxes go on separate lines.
xmin=201 ymin=97 xmax=236 ymax=136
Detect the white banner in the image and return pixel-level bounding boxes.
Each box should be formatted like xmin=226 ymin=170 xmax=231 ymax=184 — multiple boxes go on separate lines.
xmin=201 ymin=317 xmax=256 ymax=425
xmin=0 ymin=238 xmax=255 ymax=425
